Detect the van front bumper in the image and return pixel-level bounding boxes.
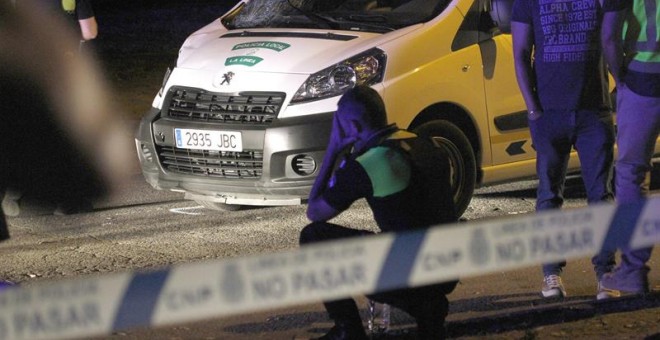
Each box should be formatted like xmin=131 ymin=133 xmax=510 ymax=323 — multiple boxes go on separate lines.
xmin=135 ymin=107 xmax=333 ymax=205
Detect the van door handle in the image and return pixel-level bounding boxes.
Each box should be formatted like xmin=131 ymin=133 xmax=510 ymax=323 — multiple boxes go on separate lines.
xmin=462 ymin=64 xmax=471 ymax=72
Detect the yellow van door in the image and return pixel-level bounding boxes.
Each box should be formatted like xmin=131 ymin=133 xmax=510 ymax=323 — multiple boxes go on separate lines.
xmin=482 ymin=34 xmax=533 ymax=167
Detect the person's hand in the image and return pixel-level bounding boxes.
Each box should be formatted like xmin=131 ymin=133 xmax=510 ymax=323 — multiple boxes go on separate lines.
xmin=329 ymin=113 xmax=345 ymax=146
xmin=327 ymin=114 xmax=355 ymax=153
xmin=309 ymin=114 xmax=352 ymax=200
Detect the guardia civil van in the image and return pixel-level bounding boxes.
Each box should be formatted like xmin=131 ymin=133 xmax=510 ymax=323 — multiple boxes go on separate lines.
xmin=135 ymin=0 xmax=534 ymax=216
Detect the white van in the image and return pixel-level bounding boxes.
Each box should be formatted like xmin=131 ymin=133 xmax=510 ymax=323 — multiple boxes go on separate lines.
xmin=135 ymin=0 xmax=536 ymax=216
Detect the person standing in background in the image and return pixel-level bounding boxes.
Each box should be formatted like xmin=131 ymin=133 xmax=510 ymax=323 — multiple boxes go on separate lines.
xmin=511 ymin=0 xmax=621 ymax=300
xmin=600 ymin=0 xmax=660 ymax=295
xmin=0 ymin=0 xmax=130 ymax=224
xmin=2 ymin=0 xmax=101 ymax=216
xmin=32 ymin=0 xmax=98 ymax=52
xmin=72 ymin=0 xmax=98 ymax=47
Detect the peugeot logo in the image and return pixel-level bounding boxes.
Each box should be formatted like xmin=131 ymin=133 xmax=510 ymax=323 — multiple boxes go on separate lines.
xmin=220 ymin=71 xmax=235 ymax=85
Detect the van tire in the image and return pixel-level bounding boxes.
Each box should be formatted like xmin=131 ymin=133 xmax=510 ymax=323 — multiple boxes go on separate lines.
xmin=196 ymin=200 xmax=242 ymax=212
xmin=414 ymin=120 xmax=476 ymax=217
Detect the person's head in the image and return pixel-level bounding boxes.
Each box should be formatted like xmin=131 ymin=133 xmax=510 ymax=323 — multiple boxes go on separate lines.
xmin=335 ymin=85 xmax=388 ymax=139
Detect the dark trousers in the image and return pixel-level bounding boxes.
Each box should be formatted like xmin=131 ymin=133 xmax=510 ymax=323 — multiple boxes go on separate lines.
xmin=613 ymin=85 xmax=659 ymax=272
xmin=529 ymin=109 xmax=616 ymax=278
xmin=0 ymin=213 xmax=8 ymax=242
xmin=300 ymin=221 xmax=457 ymax=339
xmin=0 ymin=189 xmax=8 ymax=242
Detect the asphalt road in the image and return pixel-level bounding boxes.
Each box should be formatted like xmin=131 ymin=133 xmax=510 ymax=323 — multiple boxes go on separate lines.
xmin=1 ymin=167 xmax=659 ymax=339
xmin=2 ymin=2 xmax=656 ymax=339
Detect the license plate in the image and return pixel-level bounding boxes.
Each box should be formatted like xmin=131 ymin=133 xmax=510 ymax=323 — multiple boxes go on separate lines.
xmin=174 ymin=128 xmax=243 ymax=151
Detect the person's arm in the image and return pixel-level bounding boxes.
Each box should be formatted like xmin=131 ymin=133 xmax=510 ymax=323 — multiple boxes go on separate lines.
xmin=511 ymin=21 xmax=542 ymax=114
xmin=306 ymin=148 xmax=342 ymax=221
xmin=601 ymin=9 xmax=626 ymax=84
xmin=306 ymin=115 xmax=353 ymax=222
xmin=79 ymin=16 xmax=97 ymax=40
xmin=306 ymin=193 xmax=341 ymax=222
xmin=77 ymin=0 xmax=97 ymax=40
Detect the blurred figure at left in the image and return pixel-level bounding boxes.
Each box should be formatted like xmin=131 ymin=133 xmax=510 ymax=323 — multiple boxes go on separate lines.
xmin=0 ymin=0 xmax=131 ymax=242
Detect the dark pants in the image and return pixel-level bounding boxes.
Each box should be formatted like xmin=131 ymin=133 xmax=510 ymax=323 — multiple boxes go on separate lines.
xmin=300 ymin=221 xmax=457 ymax=339
xmin=0 ymin=189 xmax=8 ymax=242
xmin=529 ymin=109 xmax=616 ymax=279
xmin=614 ymin=85 xmax=660 ymax=272
xmin=0 ymin=213 xmax=8 ymax=242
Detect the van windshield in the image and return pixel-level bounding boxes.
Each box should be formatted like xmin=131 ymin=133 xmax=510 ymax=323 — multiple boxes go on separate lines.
xmin=223 ymin=0 xmax=450 ymax=33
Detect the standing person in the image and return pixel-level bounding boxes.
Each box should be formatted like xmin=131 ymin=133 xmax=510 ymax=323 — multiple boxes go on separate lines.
xmin=511 ymin=0 xmax=621 ymax=300
xmin=600 ymin=0 xmax=659 ymax=295
xmin=299 ymin=85 xmax=458 ymax=339
xmin=65 ymin=0 xmax=98 ymax=42
xmin=0 ymin=0 xmax=130 ymax=241
xmin=2 ymin=0 xmax=101 ymax=216
xmin=31 ymin=0 xmax=98 ymax=51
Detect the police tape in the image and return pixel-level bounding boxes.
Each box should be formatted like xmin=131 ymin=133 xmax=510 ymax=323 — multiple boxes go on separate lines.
xmin=1 ymin=198 xmax=659 ymax=340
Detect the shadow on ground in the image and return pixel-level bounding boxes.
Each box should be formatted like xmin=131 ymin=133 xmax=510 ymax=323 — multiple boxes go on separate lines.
xmin=221 ymin=292 xmax=659 ymax=339
xmin=476 ymin=161 xmax=660 ymax=202
xmin=445 ymin=291 xmax=660 ymax=338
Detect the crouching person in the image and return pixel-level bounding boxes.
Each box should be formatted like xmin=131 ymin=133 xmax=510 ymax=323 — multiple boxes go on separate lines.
xmin=299 ymin=85 xmax=459 ymax=339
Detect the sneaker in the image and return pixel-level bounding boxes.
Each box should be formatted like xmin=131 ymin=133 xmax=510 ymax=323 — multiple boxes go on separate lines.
xmin=596 ymin=281 xmax=621 ymax=300
xmin=1 ymin=191 xmax=21 ymax=217
xmin=542 ymin=275 xmax=566 ymax=298
xmin=600 ymin=270 xmax=649 ymax=295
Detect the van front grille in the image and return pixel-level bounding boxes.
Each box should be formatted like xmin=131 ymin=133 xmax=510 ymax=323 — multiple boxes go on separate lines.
xmin=164 ymin=87 xmax=284 ymax=125
xmin=158 ymin=146 xmax=263 ymax=179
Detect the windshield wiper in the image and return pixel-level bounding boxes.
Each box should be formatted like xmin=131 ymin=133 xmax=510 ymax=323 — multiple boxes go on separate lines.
xmin=340 ymin=14 xmax=395 ymax=32
xmin=347 ymin=14 xmax=388 ymax=23
xmin=285 ymin=0 xmax=340 ymax=29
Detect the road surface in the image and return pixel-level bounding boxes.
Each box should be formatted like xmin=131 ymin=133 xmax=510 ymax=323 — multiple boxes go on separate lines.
xmin=1 ymin=169 xmax=658 ymax=339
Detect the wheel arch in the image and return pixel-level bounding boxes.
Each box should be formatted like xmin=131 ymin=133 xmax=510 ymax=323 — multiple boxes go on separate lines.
xmin=407 ymin=102 xmax=484 ymax=185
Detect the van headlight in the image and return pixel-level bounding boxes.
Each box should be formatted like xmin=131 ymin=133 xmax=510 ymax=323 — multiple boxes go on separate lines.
xmin=291 ymin=48 xmax=386 ymax=104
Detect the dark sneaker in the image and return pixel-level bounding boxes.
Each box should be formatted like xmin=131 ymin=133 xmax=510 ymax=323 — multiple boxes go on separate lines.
xmin=542 ymin=274 xmax=566 ymax=298
xmin=416 ymin=317 xmax=448 ymax=339
xmin=53 ymin=199 xmax=94 ymax=216
xmin=312 ymin=322 xmax=368 ymax=340
xmin=600 ymin=270 xmax=649 ymax=295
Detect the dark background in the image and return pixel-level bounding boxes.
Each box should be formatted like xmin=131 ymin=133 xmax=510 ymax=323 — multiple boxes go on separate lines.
xmin=94 ymin=0 xmax=237 ymax=55
xmin=89 ymin=1 xmax=239 ymax=119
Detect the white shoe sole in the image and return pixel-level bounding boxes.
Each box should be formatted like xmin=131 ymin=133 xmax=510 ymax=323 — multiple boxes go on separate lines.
xmin=542 ymin=288 xmax=565 ymax=298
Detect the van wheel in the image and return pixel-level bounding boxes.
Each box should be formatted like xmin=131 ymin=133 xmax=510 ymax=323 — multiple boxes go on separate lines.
xmin=414 ymin=120 xmax=476 ymax=217
xmin=195 ymin=200 xmax=242 ymax=212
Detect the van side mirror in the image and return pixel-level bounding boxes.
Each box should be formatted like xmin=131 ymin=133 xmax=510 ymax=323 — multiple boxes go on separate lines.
xmin=489 ymin=0 xmax=513 ymax=34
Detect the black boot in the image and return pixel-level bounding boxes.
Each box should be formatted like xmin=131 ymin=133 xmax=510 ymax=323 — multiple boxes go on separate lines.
xmin=410 ymin=291 xmax=450 ymax=339
xmin=53 ymin=198 xmax=94 ymax=215
xmin=416 ymin=319 xmax=447 ymax=340
xmin=314 ymin=321 xmax=368 ymax=340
